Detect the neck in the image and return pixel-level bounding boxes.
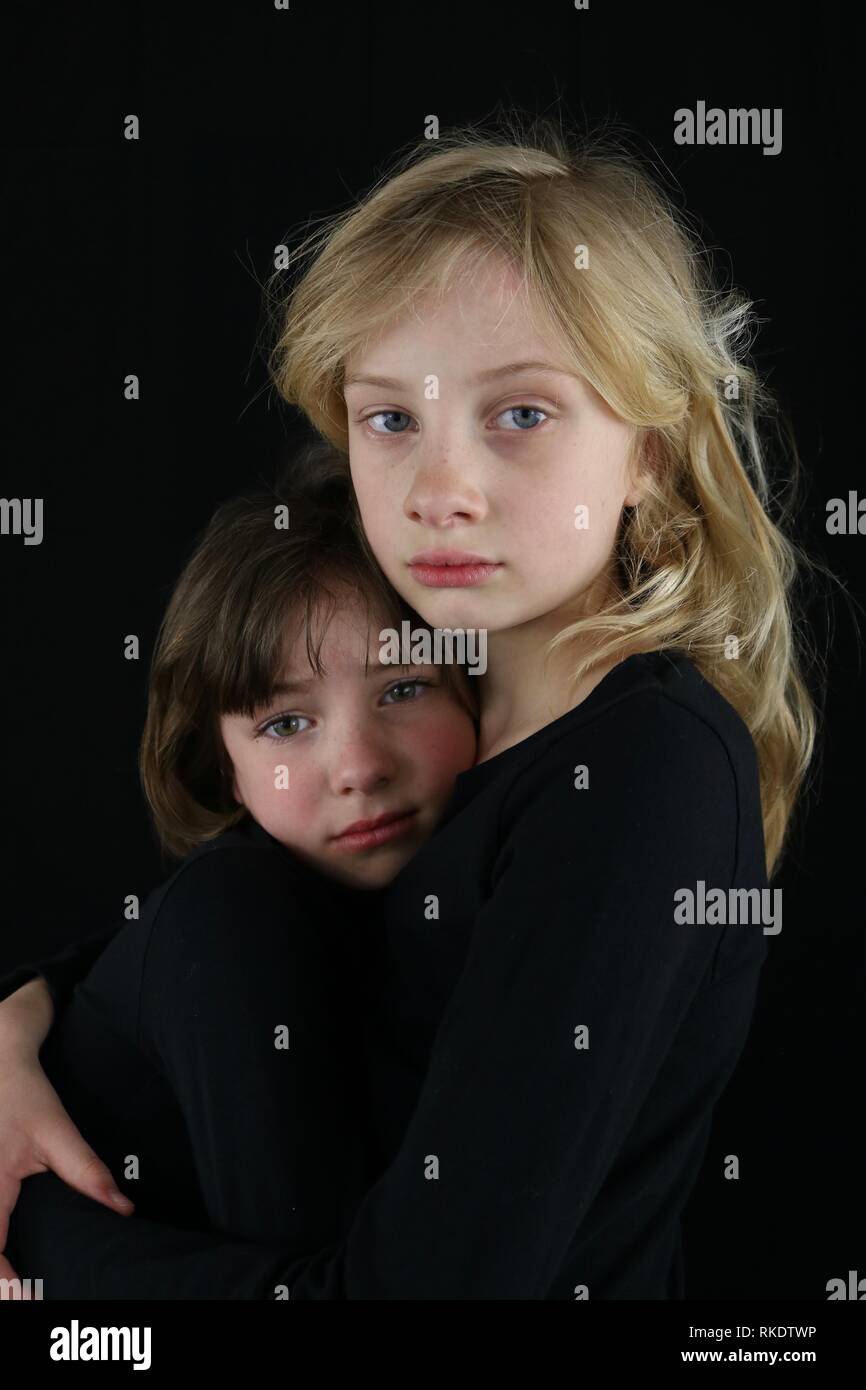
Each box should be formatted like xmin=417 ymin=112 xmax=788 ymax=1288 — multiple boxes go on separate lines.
xmin=474 ymin=575 xmax=630 ymax=764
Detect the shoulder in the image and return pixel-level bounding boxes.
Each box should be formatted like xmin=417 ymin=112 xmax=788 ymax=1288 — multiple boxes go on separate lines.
xmin=639 ymin=649 xmax=760 ymax=776
xmin=523 ymin=651 xmax=753 ymax=784
xmin=136 ymin=830 xmax=345 ymax=1056
xmin=166 ymin=820 xmax=296 ymax=889
xmin=133 ymin=825 xmax=355 ymax=1039
xmin=76 ymin=825 xmax=291 ymax=978
xmin=499 ymin=652 xmax=758 ymax=853
xmin=142 ymin=822 xmax=314 ymax=963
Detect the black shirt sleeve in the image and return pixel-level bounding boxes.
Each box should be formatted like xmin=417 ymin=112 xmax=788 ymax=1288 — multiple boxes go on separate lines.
xmin=135 ymin=846 xmax=370 ymax=1247
xmin=7 ymin=1172 xmax=298 ymax=1300
xmin=10 ymin=696 xmax=764 ymax=1298
xmin=0 ymin=924 xmax=121 ymax=1011
xmin=8 ymin=845 xmax=371 ymax=1295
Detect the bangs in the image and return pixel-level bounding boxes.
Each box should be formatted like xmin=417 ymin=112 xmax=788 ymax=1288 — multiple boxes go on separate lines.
xmin=335 ymin=228 xmax=562 ymax=378
xmin=215 ymin=564 xmax=413 ymax=721
xmin=273 ymin=171 xmax=595 ymax=445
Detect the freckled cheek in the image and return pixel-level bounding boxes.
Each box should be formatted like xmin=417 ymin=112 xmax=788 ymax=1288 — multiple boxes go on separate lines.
xmin=239 ymin=757 xmax=320 ymax=834
xmin=404 ymin=714 xmax=478 ymax=792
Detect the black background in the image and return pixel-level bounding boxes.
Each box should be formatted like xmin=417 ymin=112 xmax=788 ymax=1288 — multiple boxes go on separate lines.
xmin=2 ymin=0 xmax=863 ymax=1299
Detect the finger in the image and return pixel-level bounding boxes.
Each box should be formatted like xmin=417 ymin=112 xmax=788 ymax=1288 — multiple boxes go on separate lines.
xmin=36 ymin=1120 xmax=135 ymax=1214
xmin=0 ymin=1251 xmax=24 ymax=1291
xmin=0 ymin=1176 xmax=21 ymax=1254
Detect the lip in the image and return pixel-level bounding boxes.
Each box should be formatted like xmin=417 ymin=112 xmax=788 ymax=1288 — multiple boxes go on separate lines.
xmin=410 ymin=549 xmax=497 ymax=566
xmin=330 ymin=808 xmax=419 ymax=853
xmin=408 ymin=549 xmax=502 ymax=589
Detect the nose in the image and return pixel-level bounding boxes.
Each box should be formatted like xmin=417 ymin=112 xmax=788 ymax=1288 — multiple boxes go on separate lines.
xmin=327 ymin=723 xmax=398 ymax=798
xmin=403 ymin=448 xmax=488 ymax=529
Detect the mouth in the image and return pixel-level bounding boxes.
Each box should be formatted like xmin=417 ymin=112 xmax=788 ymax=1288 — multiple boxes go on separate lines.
xmin=408 ymin=550 xmax=502 ymax=589
xmin=330 ymin=808 xmax=419 ymax=853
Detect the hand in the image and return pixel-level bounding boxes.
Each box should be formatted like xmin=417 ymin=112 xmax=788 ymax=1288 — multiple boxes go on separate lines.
xmin=0 ymin=981 xmax=135 ymax=1292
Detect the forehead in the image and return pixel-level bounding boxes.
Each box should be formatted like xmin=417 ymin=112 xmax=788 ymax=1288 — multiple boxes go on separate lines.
xmin=344 ymin=253 xmax=563 ymax=374
xmin=281 ymin=587 xmax=394 ymax=675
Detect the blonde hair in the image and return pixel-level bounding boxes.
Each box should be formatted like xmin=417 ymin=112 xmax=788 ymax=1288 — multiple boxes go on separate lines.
xmin=268 ymin=113 xmax=819 ymax=876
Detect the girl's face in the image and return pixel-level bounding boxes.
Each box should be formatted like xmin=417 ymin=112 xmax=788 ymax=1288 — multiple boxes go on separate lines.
xmin=219 ymin=589 xmax=477 ymax=889
xmin=344 ymin=256 xmax=646 ymax=635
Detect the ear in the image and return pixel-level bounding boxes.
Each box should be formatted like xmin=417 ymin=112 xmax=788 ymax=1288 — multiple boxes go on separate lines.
xmin=623 ymin=428 xmax=660 ymax=508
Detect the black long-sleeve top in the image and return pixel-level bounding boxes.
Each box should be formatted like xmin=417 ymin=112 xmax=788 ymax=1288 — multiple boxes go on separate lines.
xmin=3 ymin=649 xmax=770 ymax=1298
xmin=5 ymin=826 xmax=379 ymax=1258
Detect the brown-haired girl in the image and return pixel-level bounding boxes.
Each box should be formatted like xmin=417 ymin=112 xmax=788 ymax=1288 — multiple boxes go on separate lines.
xmin=0 ymin=459 xmax=477 ymax=1289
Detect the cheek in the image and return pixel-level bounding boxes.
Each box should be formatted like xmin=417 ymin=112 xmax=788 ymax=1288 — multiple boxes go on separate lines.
xmin=522 ymin=454 xmax=624 ymax=565
xmin=490 ymin=449 xmax=580 ymax=549
xmin=236 ymin=755 xmax=318 ymax=828
xmin=350 ymin=456 xmax=390 ymax=532
xmin=407 ymin=711 xmax=478 ymax=785
xmin=351 ymin=459 xmax=405 ymax=561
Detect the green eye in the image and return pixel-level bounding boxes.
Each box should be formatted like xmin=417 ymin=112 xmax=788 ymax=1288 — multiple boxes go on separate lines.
xmin=383 ymin=680 xmax=430 ymax=704
xmin=262 ymin=714 xmax=310 ymax=738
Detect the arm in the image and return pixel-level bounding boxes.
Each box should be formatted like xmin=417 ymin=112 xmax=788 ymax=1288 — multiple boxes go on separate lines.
xmin=138 ymin=846 xmax=371 ymax=1247
xmin=7 ymin=1173 xmax=298 ymax=1299
xmin=0 ymin=979 xmax=133 ymax=1287
xmin=8 ymin=847 xmax=372 ymax=1295
xmin=0 ymin=917 xmax=124 ymax=1248
xmin=7 ymin=700 xmax=757 ymax=1299
xmin=0 ymin=923 xmax=121 ymax=1012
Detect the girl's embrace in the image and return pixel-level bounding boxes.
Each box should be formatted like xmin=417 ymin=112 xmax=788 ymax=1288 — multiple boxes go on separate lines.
xmin=1 ymin=462 xmax=479 ymax=1295
xmin=0 ymin=115 xmax=816 ymax=1299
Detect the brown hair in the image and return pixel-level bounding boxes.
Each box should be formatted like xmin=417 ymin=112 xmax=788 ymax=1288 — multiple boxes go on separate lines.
xmin=139 ymin=443 xmax=478 ymax=861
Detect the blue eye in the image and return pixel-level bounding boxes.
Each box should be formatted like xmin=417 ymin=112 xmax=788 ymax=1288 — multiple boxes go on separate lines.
xmin=366 ymin=411 xmax=414 ymax=434
xmin=496 ymin=406 xmax=547 ymax=431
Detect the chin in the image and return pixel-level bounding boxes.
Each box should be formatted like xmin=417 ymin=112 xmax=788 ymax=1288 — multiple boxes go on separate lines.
xmin=334 ymin=857 xmax=404 ymax=890
xmin=409 ymin=590 xmax=495 ymax=628
xmin=346 ymin=868 xmax=397 ymax=890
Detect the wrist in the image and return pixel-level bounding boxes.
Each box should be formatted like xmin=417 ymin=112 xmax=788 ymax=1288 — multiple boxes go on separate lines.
xmin=0 ymin=977 xmax=54 ymax=1058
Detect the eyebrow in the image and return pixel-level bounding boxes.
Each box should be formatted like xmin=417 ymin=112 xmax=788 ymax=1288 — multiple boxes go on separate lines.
xmin=343 ymin=360 xmax=578 ymax=391
xmin=262 ymin=678 xmax=316 ymax=699
xmin=261 ymin=662 xmax=425 ymax=702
